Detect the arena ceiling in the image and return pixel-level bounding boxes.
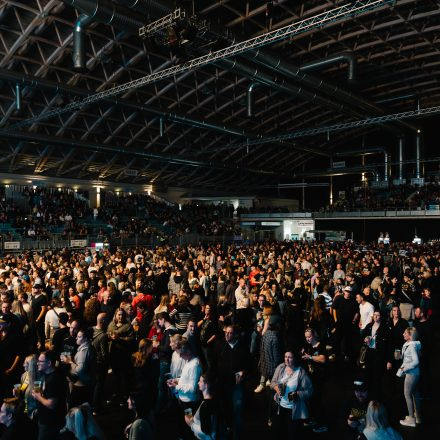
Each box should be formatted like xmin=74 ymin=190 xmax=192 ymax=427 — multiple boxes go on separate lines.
xmin=0 ymin=0 xmax=438 ymax=191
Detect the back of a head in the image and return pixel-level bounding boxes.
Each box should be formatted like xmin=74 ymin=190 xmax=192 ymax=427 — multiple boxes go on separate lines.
xmin=365 ymin=400 xmax=389 ymax=430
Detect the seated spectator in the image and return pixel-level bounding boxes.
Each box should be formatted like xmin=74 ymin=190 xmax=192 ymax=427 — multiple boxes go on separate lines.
xmin=125 ymin=392 xmax=155 ymax=440
xmin=60 ymin=403 xmax=105 ymax=440
xmin=0 ymin=397 xmax=35 ymax=439
xmin=361 ymin=400 xmax=402 ymax=440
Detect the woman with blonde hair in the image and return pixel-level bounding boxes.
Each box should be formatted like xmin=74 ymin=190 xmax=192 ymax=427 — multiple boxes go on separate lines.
xmin=61 ymin=403 xmax=106 ymax=440
xmin=154 ymin=294 xmax=169 ymax=315
xmin=398 ymin=327 xmax=422 ymax=428
xmin=20 ymin=354 xmax=40 ymax=419
xmin=362 ymin=400 xmax=402 ymax=440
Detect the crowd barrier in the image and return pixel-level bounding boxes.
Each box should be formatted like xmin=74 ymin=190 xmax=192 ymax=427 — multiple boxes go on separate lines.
xmin=0 ymin=233 xmax=245 ymax=253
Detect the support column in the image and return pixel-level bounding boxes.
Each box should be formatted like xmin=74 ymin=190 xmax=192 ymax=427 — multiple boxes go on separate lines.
xmin=329 ymin=176 xmax=333 ymax=206
xmin=398 ymin=137 xmax=404 ymax=180
xmin=415 ymin=130 xmax=421 ymax=179
xmin=90 ymin=186 xmax=101 ymax=209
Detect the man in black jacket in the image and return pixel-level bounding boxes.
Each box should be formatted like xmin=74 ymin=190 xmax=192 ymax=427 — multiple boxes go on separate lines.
xmin=91 ymin=313 xmax=109 ymax=414
xmin=155 ymin=312 xmax=177 ymax=412
xmin=213 ymin=325 xmax=250 ymax=440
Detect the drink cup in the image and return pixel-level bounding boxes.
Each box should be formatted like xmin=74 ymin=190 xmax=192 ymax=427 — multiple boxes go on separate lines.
xmin=13 ymin=384 xmax=20 ymax=397
xmin=278 ymin=383 xmax=286 ymax=396
xmin=33 ymin=381 xmax=42 ymax=394
xmin=184 ymin=408 xmax=193 ymax=416
xmin=394 ymin=349 xmax=401 ymax=360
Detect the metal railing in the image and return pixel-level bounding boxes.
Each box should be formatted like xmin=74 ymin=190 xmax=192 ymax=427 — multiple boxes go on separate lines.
xmin=0 ymin=233 xmax=245 ymax=253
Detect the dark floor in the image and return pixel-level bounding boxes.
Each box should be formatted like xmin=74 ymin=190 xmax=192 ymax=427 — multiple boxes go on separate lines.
xmin=97 ymin=332 xmax=440 ymax=440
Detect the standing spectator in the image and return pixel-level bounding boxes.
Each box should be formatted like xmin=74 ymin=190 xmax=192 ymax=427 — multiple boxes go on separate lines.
xmin=185 ymin=373 xmax=218 ymax=440
xmin=132 ymin=338 xmax=159 ymax=406
xmin=198 ymin=304 xmax=218 ymax=369
xmin=361 ymin=311 xmax=389 ymax=399
xmin=398 ymin=327 xmax=422 ymax=427
xmin=302 ymin=328 xmax=328 ymax=433
xmin=254 ymin=315 xmax=282 ymax=393
xmin=63 ymin=328 xmax=96 ymax=406
xmin=32 ymin=350 xmax=68 ymax=440
xmin=356 ymin=292 xmax=375 ymax=331
xmin=20 ymin=354 xmax=40 ymax=420
xmin=107 ymin=308 xmax=134 ymax=404
xmin=213 ymin=325 xmax=249 ymax=440
xmin=0 ymin=314 xmax=21 ymax=401
xmin=155 ymin=312 xmax=177 ymax=411
xmin=332 ymin=286 xmax=359 ymax=361
xmin=167 ymin=342 xmax=202 ymax=440
xmin=91 ymin=313 xmax=109 ymax=414
xmin=270 ymin=350 xmax=313 ymax=437
xmin=30 ymin=283 xmax=48 ymax=350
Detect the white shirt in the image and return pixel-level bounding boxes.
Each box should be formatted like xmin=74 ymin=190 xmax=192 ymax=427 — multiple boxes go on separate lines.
xmin=44 ymin=307 xmax=67 ymax=330
xmin=175 ymin=357 xmax=202 ymax=403
xmin=170 ymin=351 xmax=187 ymax=379
xmin=279 ymin=367 xmax=300 ymax=409
xmin=359 ymin=301 xmax=375 ymax=329
xmin=234 ymin=286 xmax=249 ymax=310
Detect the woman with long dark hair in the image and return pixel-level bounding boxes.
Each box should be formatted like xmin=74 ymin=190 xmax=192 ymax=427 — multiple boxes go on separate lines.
xmin=125 ymin=392 xmax=155 ymax=440
xmin=132 ymin=338 xmax=159 ymax=405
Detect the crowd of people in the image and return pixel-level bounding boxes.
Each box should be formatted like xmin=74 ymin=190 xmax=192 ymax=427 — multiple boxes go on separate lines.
xmin=0 ymin=188 xmax=239 ymax=241
xmin=0 ymin=239 xmax=437 ymax=440
xmin=327 ymin=181 xmax=440 ymax=212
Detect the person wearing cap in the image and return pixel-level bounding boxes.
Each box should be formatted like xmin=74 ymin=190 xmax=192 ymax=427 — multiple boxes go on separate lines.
xmin=30 ymin=283 xmax=48 ymax=350
xmin=341 ymin=380 xmax=369 ymax=440
xmin=332 ymin=285 xmax=359 ymax=362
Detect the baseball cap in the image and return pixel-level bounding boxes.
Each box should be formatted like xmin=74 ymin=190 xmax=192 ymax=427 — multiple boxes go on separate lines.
xmin=343 ymin=285 xmax=352 ymax=292
xmin=0 ymin=313 xmax=11 ymax=326
xmin=353 ymin=380 xmax=368 ymax=391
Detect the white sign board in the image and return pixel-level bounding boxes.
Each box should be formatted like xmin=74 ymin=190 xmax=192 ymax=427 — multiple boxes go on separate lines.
xmin=70 ymin=239 xmax=88 ymax=248
xmin=297 ymin=220 xmax=315 ymax=229
xmin=4 ymin=241 xmax=20 ymax=250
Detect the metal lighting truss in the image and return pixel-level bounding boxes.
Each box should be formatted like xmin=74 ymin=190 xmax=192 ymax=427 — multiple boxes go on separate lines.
xmin=6 ymin=0 xmax=394 ymax=132
xmin=138 ymin=8 xmax=185 ymax=38
xmin=214 ymin=105 xmax=440 ymax=151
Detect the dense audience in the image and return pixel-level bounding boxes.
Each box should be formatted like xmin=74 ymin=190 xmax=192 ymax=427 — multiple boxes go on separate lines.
xmin=0 ymin=188 xmax=238 ymax=240
xmin=328 ymin=182 xmax=440 ymax=212
xmin=0 ymin=239 xmax=437 ymax=439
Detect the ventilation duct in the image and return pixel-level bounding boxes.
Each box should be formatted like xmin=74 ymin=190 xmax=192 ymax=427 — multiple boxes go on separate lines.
xmin=0 ymin=68 xmax=249 ymax=138
xmin=244 ymin=49 xmax=418 ymax=134
xmin=73 ymin=14 xmax=94 ymax=71
xmin=246 ymin=83 xmax=259 ymax=118
xmin=336 ymin=147 xmax=388 ymax=181
xmin=61 ymin=0 xmax=144 ymax=32
xmin=0 ymin=129 xmax=283 ymax=177
xmin=15 ymin=84 xmax=22 ymax=111
xmin=220 ymin=58 xmax=347 ymax=115
xmin=116 ymin=0 xmax=172 ymax=17
xmin=300 ymin=53 xmax=356 ymax=82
